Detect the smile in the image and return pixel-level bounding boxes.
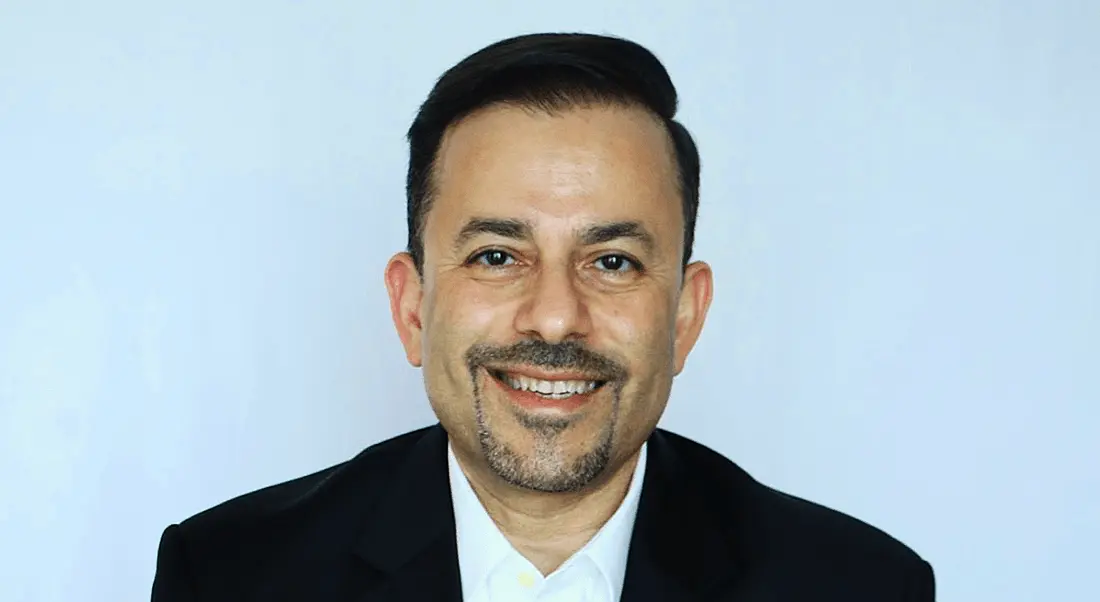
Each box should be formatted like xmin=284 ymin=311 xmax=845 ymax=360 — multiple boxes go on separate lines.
xmin=488 ymin=368 xmax=607 ymax=400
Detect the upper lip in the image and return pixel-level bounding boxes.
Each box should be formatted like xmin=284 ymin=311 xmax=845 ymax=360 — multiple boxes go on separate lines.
xmin=487 ymin=366 xmax=607 ymax=382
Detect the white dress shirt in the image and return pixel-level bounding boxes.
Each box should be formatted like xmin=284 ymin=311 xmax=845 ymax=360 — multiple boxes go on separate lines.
xmin=447 ymin=441 xmax=648 ymax=602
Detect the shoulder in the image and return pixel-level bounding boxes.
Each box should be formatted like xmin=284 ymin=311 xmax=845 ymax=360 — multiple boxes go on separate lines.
xmin=152 ymin=426 xmax=450 ymax=598
xmin=654 ymin=429 xmax=932 ymax=585
xmin=166 ymin=426 xmax=433 ymax=567
xmin=180 ymin=426 xmax=429 ymax=530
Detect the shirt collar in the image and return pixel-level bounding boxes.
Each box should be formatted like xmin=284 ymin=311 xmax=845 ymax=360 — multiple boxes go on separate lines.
xmin=447 ymin=440 xmax=648 ymax=601
xmin=575 ymin=441 xmax=648 ymax=601
xmin=447 ymin=442 xmax=515 ymax=600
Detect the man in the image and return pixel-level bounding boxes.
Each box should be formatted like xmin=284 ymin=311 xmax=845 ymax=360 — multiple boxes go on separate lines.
xmin=152 ymin=33 xmax=934 ymax=601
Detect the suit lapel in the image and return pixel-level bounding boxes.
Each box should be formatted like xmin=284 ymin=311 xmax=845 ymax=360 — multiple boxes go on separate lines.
xmin=353 ymin=425 xmax=463 ymax=602
xmin=347 ymin=425 xmax=748 ymax=601
xmin=620 ymin=429 xmax=747 ymax=602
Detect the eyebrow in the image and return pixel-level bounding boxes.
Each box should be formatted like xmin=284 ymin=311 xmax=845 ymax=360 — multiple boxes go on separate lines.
xmin=579 ymin=221 xmax=655 ymax=254
xmin=453 ymin=217 xmax=655 ymax=254
xmin=453 ymin=217 xmax=532 ymax=250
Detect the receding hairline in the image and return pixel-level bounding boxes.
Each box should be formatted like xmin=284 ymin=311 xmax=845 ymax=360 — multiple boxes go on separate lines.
xmin=425 ymin=98 xmax=682 ymax=204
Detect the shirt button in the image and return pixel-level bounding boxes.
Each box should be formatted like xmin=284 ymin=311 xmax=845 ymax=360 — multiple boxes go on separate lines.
xmin=517 ymin=572 xmax=536 ymax=588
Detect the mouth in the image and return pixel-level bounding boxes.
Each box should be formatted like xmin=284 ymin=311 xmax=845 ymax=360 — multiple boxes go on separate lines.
xmin=486 ymin=367 xmax=608 ymax=402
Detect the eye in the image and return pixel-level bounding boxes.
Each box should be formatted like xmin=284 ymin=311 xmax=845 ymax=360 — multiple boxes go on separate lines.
xmin=594 ymin=254 xmax=637 ymax=273
xmin=469 ymin=249 xmax=516 ymax=268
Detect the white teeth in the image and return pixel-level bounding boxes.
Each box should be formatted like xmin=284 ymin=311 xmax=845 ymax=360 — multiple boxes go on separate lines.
xmin=503 ymin=374 xmax=600 ymax=398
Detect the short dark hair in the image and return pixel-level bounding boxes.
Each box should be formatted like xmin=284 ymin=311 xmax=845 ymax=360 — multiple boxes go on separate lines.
xmin=405 ymin=32 xmax=700 ymax=273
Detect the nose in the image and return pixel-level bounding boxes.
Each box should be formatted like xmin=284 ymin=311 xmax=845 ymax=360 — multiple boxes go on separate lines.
xmin=513 ymin=264 xmax=592 ymax=343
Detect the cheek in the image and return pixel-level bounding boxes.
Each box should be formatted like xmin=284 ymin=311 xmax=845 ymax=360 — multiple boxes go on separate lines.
xmin=440 ymin=285 xmax=500 ymax=331
xmin=425 ymin=280 xmax=514 ymax=355
xmin=592 ymin=290 xmax=677 ymax=352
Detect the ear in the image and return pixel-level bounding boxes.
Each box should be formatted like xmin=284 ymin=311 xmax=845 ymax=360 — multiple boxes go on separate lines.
xmin=384 ymin=252 xmax=424 ymax=367
xmin=672 ymin=261 xmax=714 ymax=375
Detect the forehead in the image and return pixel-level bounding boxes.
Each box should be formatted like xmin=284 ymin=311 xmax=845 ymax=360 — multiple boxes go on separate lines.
xmin=428 ymin=104 xmax=681 ymax=239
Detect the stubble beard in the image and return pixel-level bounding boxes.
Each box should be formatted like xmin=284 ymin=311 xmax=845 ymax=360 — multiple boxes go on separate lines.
xmin=459 ymin=339 xmax=628 ymax=493
xmin=471 ymin=380 xmax=620 ymax=493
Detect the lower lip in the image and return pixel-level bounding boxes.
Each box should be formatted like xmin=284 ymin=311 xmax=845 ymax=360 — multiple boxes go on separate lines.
xmin=486 ymin=370 xmax=600 ymax=414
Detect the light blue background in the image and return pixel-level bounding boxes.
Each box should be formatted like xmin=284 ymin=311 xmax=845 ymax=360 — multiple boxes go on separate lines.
xmin=1 ymin=1 xmax=1096 ymax=600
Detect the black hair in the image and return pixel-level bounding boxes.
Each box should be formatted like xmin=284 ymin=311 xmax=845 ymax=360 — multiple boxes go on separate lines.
xmin=405 ymin=32 xmax=700 ymax=272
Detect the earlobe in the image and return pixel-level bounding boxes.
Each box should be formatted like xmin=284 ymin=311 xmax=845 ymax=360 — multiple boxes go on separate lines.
xmin=673 ymin=261 xmax=714 ymax=375
xmin=384 ymin=253 xmax=425 ymax=367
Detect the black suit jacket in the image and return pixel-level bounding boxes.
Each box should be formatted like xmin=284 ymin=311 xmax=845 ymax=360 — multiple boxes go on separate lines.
xmin=152 ymin=424 xmax=934 ymax=601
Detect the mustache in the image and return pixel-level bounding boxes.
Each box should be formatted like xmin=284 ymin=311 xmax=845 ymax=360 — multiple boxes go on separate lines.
xmin=465 ymin=340 xmax=628 ymax=382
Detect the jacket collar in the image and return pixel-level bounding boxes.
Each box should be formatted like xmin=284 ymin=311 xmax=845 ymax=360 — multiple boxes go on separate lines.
xmin=352 ymin=424 xmax=744 ymax=601
xmin=353 ymin=425 xmax=462 ymax=601
xmin=621 ymin=429 xmax=747 ymax=600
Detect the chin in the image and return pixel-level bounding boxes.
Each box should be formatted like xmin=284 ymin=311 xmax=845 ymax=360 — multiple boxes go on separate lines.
xmin=474 ymin=405 xmax=617 ymax=493
xmin=488 ymin=443 xmax=613 ymax=494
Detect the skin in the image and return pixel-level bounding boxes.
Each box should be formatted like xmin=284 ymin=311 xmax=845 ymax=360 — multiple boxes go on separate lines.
xmin=385 ymin=103 xmax=713 ymax=574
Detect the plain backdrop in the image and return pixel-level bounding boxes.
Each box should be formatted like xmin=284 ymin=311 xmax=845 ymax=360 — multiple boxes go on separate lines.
xmin=1 ymin=1 xmax=1097 ymax=600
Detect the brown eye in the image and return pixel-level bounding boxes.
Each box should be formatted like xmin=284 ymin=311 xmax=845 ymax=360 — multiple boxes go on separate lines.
xmin=594 ymin=254 xmax=636 ymax=273
xmin=471 ymin=249 xmax=515 ymax=267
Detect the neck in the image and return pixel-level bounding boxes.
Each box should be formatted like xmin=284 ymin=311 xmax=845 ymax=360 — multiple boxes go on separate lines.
xmin=454 ymin=448 xmax=643 ymax=575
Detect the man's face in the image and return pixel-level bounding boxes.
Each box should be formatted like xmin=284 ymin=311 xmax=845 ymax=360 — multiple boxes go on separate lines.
xmin=386 ymin=104 xmax=712 ymax=493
